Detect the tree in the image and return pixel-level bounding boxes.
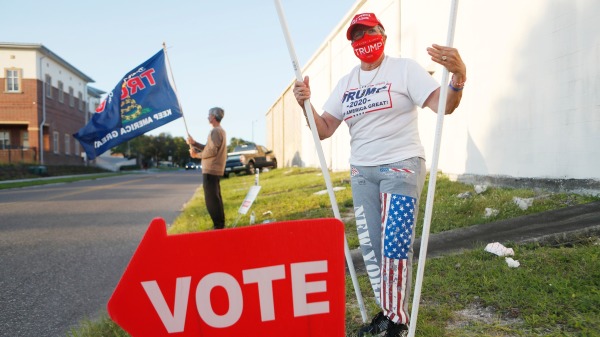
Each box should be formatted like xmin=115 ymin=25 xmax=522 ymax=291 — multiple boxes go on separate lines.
xmin=111 ymin=133 xmax=190 ymax=167
xmin=173 ymin=137 xmax=191 ymax=166
xmin=111 ymin=134 xmax=254 ymax=167
xmin=228 ymin=137 xmax=254 ymax=153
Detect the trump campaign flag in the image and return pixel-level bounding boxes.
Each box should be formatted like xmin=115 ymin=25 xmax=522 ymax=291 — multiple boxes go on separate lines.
xmin=74 ymin=49 xmax=182 ymax=160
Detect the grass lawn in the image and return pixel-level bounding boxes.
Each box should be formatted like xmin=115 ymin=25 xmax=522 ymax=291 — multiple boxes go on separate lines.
xmin=67 ymin=168 xmax=600 ymax=337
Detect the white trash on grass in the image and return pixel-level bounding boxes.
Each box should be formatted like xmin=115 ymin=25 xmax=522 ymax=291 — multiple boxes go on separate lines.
xmin=457 ymin=191 xmax=472 ymax=199
xmin=313 ymin=186 xmax=346 ymax=195
xmin=485 ymin=242 xmax=520 ymax=268
xmin=484 ymin=208 xmax=499 ymax=218
xmin=513 ymin=197 xmax=534 ymax=210
xmin=505 ymin=257 xmax=521 ymax=268
xmin=484 ymin=242 xmax=515 ymax=257
xmin=474 ymin=184 xmax=488 ymax=194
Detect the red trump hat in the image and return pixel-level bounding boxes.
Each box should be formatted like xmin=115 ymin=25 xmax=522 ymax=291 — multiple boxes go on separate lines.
xmin=346 ymin=13 xmax=385 ymax=40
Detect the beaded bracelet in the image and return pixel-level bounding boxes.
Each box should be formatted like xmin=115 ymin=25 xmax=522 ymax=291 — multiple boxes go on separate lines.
xmin=449 ymin=83 xmax=463 ymax=91
xmin=449 ymin=74 xmax=466 ymax=91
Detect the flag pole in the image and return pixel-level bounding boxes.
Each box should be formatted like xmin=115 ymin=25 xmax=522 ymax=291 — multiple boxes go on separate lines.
xmin=407 ymin=1 xmax=459 ymax=336
xmin=273 ymin=0 xmax=368 ymax=323
xmin=162 ymin=42 xmax=191 ymax=137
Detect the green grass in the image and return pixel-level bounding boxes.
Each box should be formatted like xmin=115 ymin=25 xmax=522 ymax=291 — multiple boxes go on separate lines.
xmin=170 ymin=167 xmax=354 ymax=230
xmin=0 ymin=173 xmax=120 ymax=190
xmin=66 ymin=316 xmax=130 ymax=337
xmin=172 ymin=169 xmax=599 ymax=249
xmin=65 ymin=167 xmax=599 ymax=336
xmin=416 ymin=172 xmax=598 ymax=235
xmin=346 ymin=238 xmax=600 ymax=337
xmin=0 ymin=163 xmax=111 ymax=181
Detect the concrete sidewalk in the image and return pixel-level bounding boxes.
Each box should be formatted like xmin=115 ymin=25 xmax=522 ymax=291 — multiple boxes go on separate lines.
xmin=350 ymin=200 xmax=600 ymax=273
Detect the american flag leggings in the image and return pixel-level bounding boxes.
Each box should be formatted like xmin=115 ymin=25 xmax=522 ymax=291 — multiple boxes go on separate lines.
xmin=350 ymin=157 xmax=426 ymax=324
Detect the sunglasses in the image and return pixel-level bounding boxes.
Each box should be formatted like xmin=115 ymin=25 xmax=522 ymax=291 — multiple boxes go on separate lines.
xmin=352 ymin=27 xmax=381 ymax=41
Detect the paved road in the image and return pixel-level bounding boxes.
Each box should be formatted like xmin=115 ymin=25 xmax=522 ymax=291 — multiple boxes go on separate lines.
xmin=0 ymin=171 xmax=202 ymax=337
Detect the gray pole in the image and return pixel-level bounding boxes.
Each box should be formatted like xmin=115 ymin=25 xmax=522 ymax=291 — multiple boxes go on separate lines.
xmin=39 ymin=55 xmax=46 ymax=165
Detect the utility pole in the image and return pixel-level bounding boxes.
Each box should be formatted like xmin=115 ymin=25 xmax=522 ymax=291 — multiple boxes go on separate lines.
xmin=252 ymin=119 xmax=258 ymax=143
xmin=39 ymin=55 xmax=46 ymax=165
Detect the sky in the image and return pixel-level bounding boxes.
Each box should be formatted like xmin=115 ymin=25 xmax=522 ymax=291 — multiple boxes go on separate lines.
xmin=3 ymin=0 xmax=356 ymax=146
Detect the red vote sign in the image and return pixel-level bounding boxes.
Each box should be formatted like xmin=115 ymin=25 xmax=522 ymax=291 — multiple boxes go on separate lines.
xmin=107 ymin=217 xmax=346 ymax=337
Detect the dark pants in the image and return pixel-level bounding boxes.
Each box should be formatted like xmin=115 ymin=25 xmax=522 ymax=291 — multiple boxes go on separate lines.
xmin=203 ymin=174 xmax=225 ymax=229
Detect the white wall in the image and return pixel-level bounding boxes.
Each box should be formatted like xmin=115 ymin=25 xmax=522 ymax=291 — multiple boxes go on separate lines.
xmin=36 ymin=52 xmax=88 ymax=101
xmin=266 ymin=0 xmax=600 ymax=183
xmin=415 ymin=0 xmax=600 ymax=180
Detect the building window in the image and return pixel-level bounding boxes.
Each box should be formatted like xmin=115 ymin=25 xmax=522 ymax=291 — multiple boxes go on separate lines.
xmin=78 ymin=91 xmax=84 ymax=111
xmin=0 ymin=131 xmax=10 ymax=149
xmin=45 ymin=74 xmax=52 ymax=98
xmin=69 ymin=87 xmax=74 ymax=107
xmin=5 ymin=68 xmax=22 ymax=92
xmin=75 ymin=141 xmax=80 ymax=157
xmin=22 ymin=131 xmax=29 ymax=148
xmin=58 ymin=81 xmax=64 ymax=103
xmin=64 ymin=134 xmax=70 ymax=155
xmin=53 ymin=131 xmax=59 ymax=154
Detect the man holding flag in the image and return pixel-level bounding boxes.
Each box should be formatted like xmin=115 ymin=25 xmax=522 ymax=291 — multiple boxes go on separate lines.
xmin=73 ymin=49 xmax=182 ymax=161
xmin=187 ymin=107 xmax=227 ymax=230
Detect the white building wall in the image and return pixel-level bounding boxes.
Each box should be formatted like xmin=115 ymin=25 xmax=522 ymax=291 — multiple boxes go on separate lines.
xmin=415 ymin=0 xmax=600 ymax=181
xmin=266 ymin=0 xmax=600 ymax=184
xmin=1 ymin=50 xmax=36 ymax=79
xmin=2 ymin=49 xmax=90 ymax=94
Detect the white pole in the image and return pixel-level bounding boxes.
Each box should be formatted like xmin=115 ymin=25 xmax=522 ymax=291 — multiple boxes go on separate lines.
xmin=408 ymin=1 xmax=459 ymax=336
xmin=162 ymin=42 xmax=191 ymax=137
xmin=273 ymin=0 xmax=368 ymax=323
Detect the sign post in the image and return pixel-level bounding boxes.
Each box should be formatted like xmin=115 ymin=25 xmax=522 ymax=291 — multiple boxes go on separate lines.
xmin=232 ymin=185 xmax=262 ymax=227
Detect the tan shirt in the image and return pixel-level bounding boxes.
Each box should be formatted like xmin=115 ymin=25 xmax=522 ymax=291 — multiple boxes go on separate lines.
xmin=199 ymin=126 xmax=227 ymax=176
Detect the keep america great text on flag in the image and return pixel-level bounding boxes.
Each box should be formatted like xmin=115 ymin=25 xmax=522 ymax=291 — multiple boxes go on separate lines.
xmin=73 ymin=50 xmax=182 ymax=160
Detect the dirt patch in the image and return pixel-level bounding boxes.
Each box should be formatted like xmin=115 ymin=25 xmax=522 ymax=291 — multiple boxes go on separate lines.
xmin=447 ymin=299 xmax=524 ymax=334
xmin=341 ymin=210 xmax=354 ymax=223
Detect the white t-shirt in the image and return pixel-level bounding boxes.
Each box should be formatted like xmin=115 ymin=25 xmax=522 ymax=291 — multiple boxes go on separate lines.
xmin=323 ymin=56 xmax=439 ymax=166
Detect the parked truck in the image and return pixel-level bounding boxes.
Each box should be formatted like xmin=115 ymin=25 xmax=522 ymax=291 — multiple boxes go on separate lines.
xmin=224 ymin=144 xmax=277 ymax=178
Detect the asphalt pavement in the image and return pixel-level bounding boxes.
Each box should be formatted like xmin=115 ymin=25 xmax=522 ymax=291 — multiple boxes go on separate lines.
xmin=349 ymin=200 xmax=600 ymax=274
xmin=0 ymin=171 xmax=202 ymax=337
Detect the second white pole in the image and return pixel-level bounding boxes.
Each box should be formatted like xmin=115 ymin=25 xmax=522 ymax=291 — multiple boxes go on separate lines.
xmin=407 ymin=1 xmax=460 ymax=336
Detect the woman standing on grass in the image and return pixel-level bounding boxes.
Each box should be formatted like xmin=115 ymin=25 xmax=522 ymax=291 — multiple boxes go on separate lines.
xmin=293 ymin=13 xmax=466 ymax=337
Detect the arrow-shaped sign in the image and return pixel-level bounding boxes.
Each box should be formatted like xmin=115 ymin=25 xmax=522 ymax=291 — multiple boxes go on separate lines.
xmin=108 ymin=217 xmax=346 ymax=337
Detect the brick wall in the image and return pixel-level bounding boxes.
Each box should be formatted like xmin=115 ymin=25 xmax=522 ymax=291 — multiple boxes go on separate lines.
xmin=0 ymin=78 xmax=87 ymax=165
xmin=0 ymin=78 xmax=39 ymax=123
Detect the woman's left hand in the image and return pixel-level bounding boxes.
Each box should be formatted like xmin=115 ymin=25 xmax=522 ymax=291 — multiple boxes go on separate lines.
xmin=427 ymin=44 xmax=466 ymax=81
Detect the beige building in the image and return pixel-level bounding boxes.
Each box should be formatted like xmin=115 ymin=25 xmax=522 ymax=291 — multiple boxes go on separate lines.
xmin=0 ymin=43 xmax=102 ymax=166
xmin=265 ymin=0 xmax=600 ymax=194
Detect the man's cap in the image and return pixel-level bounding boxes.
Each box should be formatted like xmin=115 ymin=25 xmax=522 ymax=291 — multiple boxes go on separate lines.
xmin=346 ymin=13 xmax=384 ymax=40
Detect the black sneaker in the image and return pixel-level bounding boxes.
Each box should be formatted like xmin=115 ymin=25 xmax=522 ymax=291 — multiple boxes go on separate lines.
xmin=358 ymin=311 xmax=390 ymax=336
xmin=383 ymin=322 xmax=409 ymax=337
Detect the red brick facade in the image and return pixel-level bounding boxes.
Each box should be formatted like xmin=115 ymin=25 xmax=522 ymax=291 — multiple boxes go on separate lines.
xmin=0 ymin=41 xmax=99 ymax=167
xmin=0 ymin=77 xmax=87 ymax=165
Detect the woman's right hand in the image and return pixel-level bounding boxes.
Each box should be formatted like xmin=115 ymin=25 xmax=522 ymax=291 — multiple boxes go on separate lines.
xmin=293 ymin=76 xmax=311 ymax=106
